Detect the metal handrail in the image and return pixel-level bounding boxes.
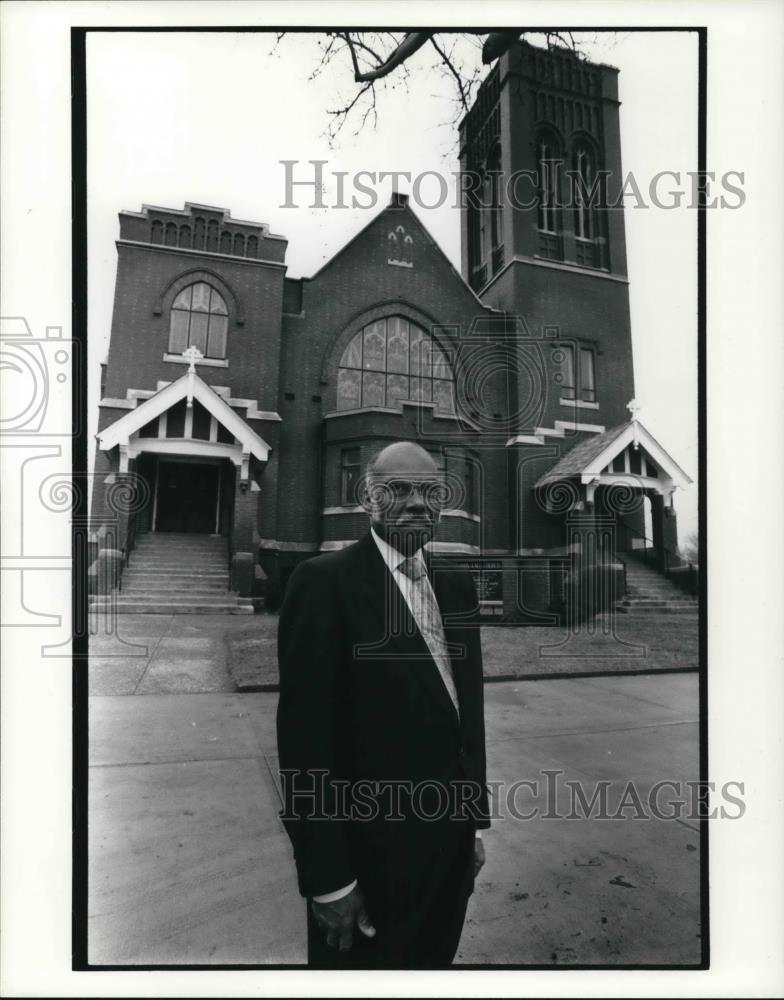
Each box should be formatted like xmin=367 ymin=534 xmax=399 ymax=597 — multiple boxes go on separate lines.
xmin=617 ymin=516 xmax=675 ymax=576
xmin=119 ymin=510 xmax=138 ymax=591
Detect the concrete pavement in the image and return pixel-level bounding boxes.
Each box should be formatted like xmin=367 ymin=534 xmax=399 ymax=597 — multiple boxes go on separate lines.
xmin=88 ymin=659 xmax=701 ymax=965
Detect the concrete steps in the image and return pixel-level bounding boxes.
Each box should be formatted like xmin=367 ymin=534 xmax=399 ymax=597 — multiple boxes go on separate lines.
xmin=90 ymin=532 xmax=254 ymax=614
xmin=616 ymin=557 xmax=698 ymax=616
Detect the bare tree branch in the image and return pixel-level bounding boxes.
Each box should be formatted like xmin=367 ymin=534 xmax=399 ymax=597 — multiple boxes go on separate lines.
xmin=283 ymin=30 xmax=598 ymax=145
xmin=429 ymin=35 xmax=470 ymax=112
xmin=343 ymin=31 xmax=432 ymax=83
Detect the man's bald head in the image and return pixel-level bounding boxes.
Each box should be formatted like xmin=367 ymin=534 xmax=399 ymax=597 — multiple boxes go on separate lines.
xmin=366 ymin=441 xmax=439 ymax=481
xmin=364 ymin=441 xmax=442 ymax=555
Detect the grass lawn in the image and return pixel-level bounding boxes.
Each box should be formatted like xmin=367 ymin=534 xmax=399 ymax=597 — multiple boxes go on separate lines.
xmin=226 ymin=612 xmax=698 ymax=691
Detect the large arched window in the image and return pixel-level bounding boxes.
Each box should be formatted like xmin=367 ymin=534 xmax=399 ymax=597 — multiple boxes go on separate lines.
xmin=168 ymin=282 xmax=228 ymax=359
xmin=336 ymin=316 xmax=454 ymax=414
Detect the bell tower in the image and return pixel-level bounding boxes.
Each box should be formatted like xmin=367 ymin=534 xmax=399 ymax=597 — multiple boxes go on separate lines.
xmin=458 ymin=39 xmax=636 ymax=430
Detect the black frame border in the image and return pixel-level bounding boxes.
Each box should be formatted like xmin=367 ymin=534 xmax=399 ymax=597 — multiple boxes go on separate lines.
xmin=71 ymin=23 xmax=709 ymax=973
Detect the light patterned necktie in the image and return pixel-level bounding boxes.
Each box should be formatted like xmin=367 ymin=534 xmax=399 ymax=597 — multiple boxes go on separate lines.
xmin=398 ymin=551 xmax=460 ymax=718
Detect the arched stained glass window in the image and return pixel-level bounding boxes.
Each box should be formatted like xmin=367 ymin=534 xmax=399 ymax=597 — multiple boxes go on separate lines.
xmin=336 ymin=317 xmax=454 ymax=414
xmin=168 ymin=282 xmax=229 ymax=359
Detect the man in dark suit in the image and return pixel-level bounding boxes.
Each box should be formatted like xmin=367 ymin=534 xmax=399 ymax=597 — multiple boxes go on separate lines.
xmin=276 ymin=441 xmax=490 ymax=968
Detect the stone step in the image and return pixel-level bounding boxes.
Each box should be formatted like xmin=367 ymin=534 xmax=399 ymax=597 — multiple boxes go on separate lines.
xmin=134 ymin=546 xmax=228 ymax=555
xmin=123 ymin=565 xmax=229 ymax=583
xmin=624 ymin=573 xmax=674 ymax=583
xmin=625 ymin=585 xmax=695 ymax=595
xmin=616 ymin=606 xmax=698 ymax=615
xmin=133 ymin=545 xmax=227 ymax=554
xmin=626 ymin=587 xmax=694 ymax=601
xmin=623 ymin=605 xmax=696 ymax=612
xmin=136 ymin=532 xmax=224 ymax=538
xmin=89 ymin=597 xmax=252 ymax=615
xmin=121 ymin=586 xmax=232 ymax=597
xmin=126 ymin=561 xmax=228 ymax=571
xmin=135 ymin=535 xmax=226 ymax=542
xmin=123 ymin=577 xmax=230 ymax=588
xmin=133 ymin=544 xmax=227 ymax=552
xmin=617 ymin=597 xmax=697 ymax=608
xmin=128 ymin=556 xmax=229 ymax=574
xmin=134 ymin=542 xmax=227 ymax=549
xmin=124 ymin=566 xmax=229 ymax=576
xmin=99 ymin=604 xmax=253 ymax=615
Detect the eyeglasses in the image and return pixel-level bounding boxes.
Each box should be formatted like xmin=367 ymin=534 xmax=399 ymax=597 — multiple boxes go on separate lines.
xmin=367 ymin=478 xmax=449 ymax=509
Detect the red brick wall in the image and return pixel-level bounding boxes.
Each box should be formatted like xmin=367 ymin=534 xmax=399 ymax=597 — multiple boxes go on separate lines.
xmin=104 ymin=243 xmax=285 ymax=408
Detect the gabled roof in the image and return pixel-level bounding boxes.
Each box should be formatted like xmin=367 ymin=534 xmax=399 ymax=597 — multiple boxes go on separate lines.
xmin=535 ymin=420 xmax=692 ymax=490
xmin=97 ymin=371 xmax=271 ymax=461
xmin=305 ymin=192 xmax=503 ymax=313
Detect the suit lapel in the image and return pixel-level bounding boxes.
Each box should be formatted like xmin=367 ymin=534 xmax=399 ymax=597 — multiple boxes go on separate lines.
xmin=352 ymin=531 xmax=460 ymax=729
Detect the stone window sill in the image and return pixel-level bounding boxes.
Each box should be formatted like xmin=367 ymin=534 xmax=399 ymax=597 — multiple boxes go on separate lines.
xmin=559 ymin=398 xmax=599 ymax=410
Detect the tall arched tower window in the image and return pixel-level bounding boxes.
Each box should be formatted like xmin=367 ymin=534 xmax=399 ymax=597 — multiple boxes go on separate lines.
xmin=536 ymin=130 xmax=563 ymax=260
xmin=168 ymin=282 xmax=229 ymax=359
xmin=486 ymin=143 xmax=504 ymax=275
xmin=572 ymin=140 xmax=603 ymax=267
xmin=336 ymin=317 xmax=454 ymax=415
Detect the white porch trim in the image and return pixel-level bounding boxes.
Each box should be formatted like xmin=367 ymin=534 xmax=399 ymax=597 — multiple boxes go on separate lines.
xmin=97 ymin=371 xmax=272 ymax=462
xmin=582 ymin=422 xmax=692 ymax=489
xmin=126 ymin=438 xmax=246 ymax=465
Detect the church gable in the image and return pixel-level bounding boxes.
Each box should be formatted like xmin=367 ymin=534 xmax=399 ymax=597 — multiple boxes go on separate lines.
xmin=306 ymin=193 xmax=492 ymax=317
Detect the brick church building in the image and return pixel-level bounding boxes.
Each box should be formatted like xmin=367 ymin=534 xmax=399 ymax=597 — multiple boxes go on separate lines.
xmin=90 ymin=40 xmax=692 ymax=619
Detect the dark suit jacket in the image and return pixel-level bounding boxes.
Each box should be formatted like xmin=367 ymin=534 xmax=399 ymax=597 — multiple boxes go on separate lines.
xmin=276 ymin=529 xmax=490 ymax=905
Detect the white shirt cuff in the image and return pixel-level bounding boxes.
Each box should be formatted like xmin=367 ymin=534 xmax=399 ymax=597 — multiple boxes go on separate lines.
xmin=475 ymin=830 xmax=483 ymax=839
xmin=313 ymin=879 xmax=357 ymax=903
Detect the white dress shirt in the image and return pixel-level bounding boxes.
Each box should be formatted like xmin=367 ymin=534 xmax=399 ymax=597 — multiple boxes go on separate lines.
xmin=312 ymin=528 xmax=480 ymax=905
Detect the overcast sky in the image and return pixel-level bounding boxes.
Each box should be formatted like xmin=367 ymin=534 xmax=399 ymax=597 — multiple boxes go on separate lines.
xmin=87 ymin=29 xmax=699 ymax=537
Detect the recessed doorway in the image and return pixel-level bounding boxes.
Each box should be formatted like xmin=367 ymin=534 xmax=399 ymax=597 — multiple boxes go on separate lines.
xmin=154 ymin=459 xmax=221 ymax=534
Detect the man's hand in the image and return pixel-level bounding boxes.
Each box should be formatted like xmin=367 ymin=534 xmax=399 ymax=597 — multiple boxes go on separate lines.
xmin=311 ymin=884 xmax=376 ymax=951
xmin=473 ymin=836 xmax=486 ymax=877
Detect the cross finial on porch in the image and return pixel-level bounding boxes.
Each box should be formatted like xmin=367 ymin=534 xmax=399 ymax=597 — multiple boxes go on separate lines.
xmin=627 ymin=399 xmax=642 ymax=450
xmin=182 ymin=345 xmax=203 ymax=374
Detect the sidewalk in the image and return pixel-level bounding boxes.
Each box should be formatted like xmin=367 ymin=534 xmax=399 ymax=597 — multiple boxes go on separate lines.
xmin=88 ymin=654 xmax=701 ymax=965
xmin=88 ymin=610 xmax=699 ymax=697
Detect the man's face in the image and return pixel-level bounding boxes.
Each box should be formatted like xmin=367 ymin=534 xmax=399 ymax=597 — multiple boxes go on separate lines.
xmin=366 ymin=449 xmax=446 ymax=556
